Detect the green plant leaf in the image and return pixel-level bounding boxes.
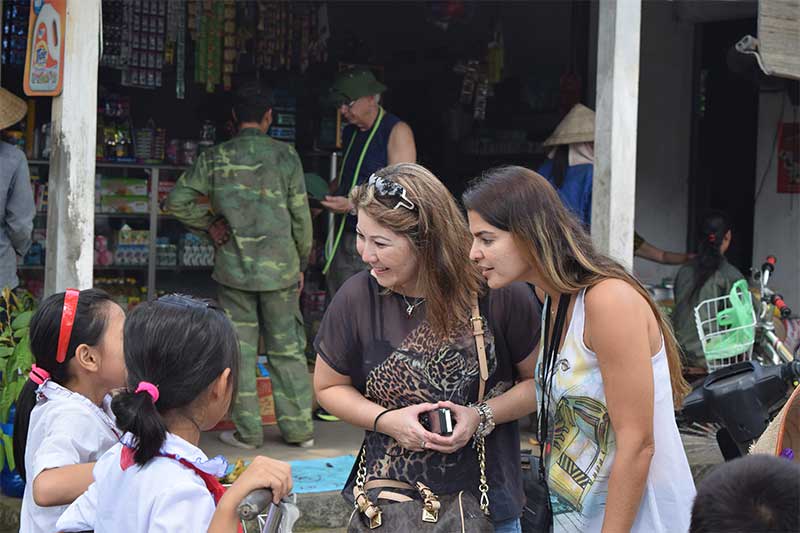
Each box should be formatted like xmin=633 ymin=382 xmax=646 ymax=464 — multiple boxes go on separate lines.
xmin=0 ymin=346 xmax=12 ymax=359
xmin=12 ymin=334 xmax=29 ymax=356
xmin=0 ymin=384 xmax=13 ymax=423
xmin=13 ymin=326 xmax=29 ymax=340
xmin=11 ymin=311 xmax=32 ymax=330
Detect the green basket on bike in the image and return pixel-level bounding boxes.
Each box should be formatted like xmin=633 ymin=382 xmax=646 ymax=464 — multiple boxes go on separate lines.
xmin=694 ymin=279 xmax=756 ymax=371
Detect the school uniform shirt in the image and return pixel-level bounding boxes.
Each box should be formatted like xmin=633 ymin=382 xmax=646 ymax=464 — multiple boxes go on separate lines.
xmin=19 ymin=381 xmax=119 ymax=533
xmin=57 ymin=432 xmax=229 ymax=533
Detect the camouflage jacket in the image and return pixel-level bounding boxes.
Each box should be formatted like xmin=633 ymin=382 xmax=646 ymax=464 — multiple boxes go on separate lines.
xmin=166 ymin=128 xmax=312 ymax=292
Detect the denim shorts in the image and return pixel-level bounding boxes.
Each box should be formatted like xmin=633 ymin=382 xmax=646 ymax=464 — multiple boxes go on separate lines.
xmin=493 ymin=517 xmax=522 ymax=533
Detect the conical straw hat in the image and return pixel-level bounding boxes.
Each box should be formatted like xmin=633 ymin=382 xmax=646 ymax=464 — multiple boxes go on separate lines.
xmin=542 ymin=103 xmax=595 ymax=147
xmin=0 ymin=88 xmax=26 ymax=131
xmin=750 ymin=384 xmax=800 ymax=459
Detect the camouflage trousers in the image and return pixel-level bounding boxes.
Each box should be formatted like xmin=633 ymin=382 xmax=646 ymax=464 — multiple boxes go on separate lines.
xmin=217 ymin=284 xmax=313 ymax=446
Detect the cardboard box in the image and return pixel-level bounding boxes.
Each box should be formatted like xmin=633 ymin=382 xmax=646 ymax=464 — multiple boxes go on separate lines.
xmin=100 ymin=177 xmax=148 ymax=196
xmin=213 ymin=377 xmax=276 ymax=430
xmin=100 ymin=195 xmax=148 ymax=214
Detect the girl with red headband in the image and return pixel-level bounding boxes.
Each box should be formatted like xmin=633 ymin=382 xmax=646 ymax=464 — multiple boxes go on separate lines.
xmin=57 ymin=294 xmax=292 ymax=533
xmin=13 ymin=288 xmax=126 ymax=533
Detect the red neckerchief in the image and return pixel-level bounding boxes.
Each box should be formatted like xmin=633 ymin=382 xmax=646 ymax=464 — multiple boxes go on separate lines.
xmin=120 ymin=446 xmax=229 ymax=506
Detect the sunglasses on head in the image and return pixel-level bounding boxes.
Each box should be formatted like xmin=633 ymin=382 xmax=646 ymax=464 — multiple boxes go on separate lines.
xmin=367 ymin=173 xmax=416 ymax=211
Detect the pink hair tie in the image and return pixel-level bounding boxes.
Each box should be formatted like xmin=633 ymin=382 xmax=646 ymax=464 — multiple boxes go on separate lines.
xmin=29 ymin=364 xmax=51 ymax=385
xmin=134 ymin=381 xmax=159 ymax=404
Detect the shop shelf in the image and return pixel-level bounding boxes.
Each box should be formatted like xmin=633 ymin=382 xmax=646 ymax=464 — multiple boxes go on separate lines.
xmin=28 ymin=160 xmax=188 ymax=171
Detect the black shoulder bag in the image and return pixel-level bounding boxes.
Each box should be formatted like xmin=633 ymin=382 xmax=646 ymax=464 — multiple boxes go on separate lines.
xmin=521 ymin=294 xmax=570 ymax=533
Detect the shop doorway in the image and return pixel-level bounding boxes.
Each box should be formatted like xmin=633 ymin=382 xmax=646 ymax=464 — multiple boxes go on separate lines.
xmin=688 ymin=18 xmax=759 ymax=274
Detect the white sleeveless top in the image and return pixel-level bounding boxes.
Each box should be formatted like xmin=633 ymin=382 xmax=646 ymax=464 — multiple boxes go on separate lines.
xmin=535 ymin=289 xmax=695 ymax=533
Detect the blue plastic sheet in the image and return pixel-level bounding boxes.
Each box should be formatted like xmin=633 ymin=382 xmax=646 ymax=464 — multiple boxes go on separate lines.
xmin=288 ymin=455 xmax=356 ymax=494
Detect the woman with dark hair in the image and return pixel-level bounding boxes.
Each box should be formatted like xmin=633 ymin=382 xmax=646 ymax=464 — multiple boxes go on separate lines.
xmin=57 ymin=294 xmax=292 ymax=533
xmin=463 ymin=166 xmax=695 ymax=533
xmin=314 ymin=163 xmax=541 ymax=532
xmin=672 ymin=212 xmax=745 ymax=369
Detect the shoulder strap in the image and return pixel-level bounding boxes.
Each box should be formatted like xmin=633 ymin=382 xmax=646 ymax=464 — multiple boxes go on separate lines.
xmin=471 ymin=295 xmax=488 ymax=402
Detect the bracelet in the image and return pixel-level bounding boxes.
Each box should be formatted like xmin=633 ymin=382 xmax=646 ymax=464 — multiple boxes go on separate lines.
xmin=470 ymin=402 xmax=496 ymax=439
xmin=372 ymin=407 xmax=396 ymax=434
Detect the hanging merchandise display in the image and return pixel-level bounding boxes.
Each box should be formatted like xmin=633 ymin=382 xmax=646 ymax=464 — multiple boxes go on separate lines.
xmin=486 ymin=22 xmax=504 ymax=85
xmin=101 ymin=0 xmax=125 ymax=68
xmin=1 ymin=0 xmax=30 ymax=66
xmin=222 ymin=0 xmax=236 ymax=91
xmin=253 ymin=1 xmax=328 ymax=73
xmin=189 ymin=0 xmax=223 ymax=93
xmin=166 ymin=0 xmax=187 ymax=99
xmin=119 ymin=0 xmax=167 ymax=89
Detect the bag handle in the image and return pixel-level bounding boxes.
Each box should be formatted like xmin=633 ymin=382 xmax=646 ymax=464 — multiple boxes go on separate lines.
xmin=469 ymin=294 xmax=490 ymax=515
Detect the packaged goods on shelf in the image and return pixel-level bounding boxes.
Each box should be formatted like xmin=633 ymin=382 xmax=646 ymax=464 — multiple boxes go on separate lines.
xmin=21 ymin=229 xmax=46 ymax=266
xmin=100 ymin=195 xmax=149 ymax=214
xmin=114 ymin=244 xmax=149 ymax=266
xmin=117 ymin=226 xmax=150 ymax=246
xmin=179 ymin=234 xmax=214 ymax=267
xmin=30 ymin=171 xmax=48 ymax=212
xmin=99 ymin=177 xmax=149 ymax=196
xmin=157 ymin=180 xmax=176 ymax=212
xmin=95 ymin=236 xmax=114 ymax=266
xmin=156 ymin=244 xmax=178 ymax=266
xmin=95 ymin=277 xmax=146 ymax=311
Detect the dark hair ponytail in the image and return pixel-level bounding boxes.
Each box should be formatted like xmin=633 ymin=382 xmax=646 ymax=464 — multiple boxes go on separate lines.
xmin=690 ymin=211 xmax=732 ymax=298
xmin=12 ymin=289 xmax=114 ymax=481
xmin=551 ymin=144 xmax=570 ymax=189
xmin=112 ymin=294 xmax=240 ymax=465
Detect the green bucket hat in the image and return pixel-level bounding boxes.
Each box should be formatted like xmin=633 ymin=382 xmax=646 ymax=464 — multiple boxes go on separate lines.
xmin=327 ymin=68 xmax=387 ymax=107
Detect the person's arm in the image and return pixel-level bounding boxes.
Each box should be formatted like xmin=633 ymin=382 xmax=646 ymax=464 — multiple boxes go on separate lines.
xmin=286 ymin=150 xmax=312 ymax=273
xmin=314 ymin=356 xmax=440 ymax=451
xmin=165 ymin=154 xmax=214 ymax=231
xmin=585 ymin=279 xmax=656 ymax=533
xmin=210 ymin=456 xmax=292 ymax=533
xmin=387 ymin=121 xmax=416 ymax=165
xmin=635 ymin=240 xmax=692 ymax=265
xmin=5 ymin=157 xmax=35 ymax=256
xmin=33 ymin=463 xmax=95 ymax=507
xmin=431 ymin=353 xmax=537 ymax=454
xmin=55 ymin=478 xmax=99 ymax=532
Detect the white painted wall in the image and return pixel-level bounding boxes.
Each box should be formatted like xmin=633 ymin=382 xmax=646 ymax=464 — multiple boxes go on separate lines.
xmin=752 ymin=90 xmax=800 ymax=307
xmin=632 ymin=1 xmax=695 ymax=284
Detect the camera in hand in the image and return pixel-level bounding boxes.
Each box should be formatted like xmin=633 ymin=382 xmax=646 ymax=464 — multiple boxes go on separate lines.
xmin=420 ymin=407 xmax=454 ymax=436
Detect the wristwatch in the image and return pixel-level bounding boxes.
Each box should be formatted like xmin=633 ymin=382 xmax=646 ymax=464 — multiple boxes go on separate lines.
xmin=471 ymin=402 xmax=496 ymax=438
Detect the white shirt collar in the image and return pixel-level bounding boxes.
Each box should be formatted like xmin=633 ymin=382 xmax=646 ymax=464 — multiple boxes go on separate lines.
xmin=37 ymin=380 xmax=118 ymax=435
xmin=120 ymin=432 xmax=228 ymax=477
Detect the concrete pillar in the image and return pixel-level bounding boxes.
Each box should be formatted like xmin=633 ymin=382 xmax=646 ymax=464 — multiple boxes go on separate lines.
xmin=44 ymin=0 xmax=100 ymax=295
xmin=592 ymin=0 xmax=641 ymax=271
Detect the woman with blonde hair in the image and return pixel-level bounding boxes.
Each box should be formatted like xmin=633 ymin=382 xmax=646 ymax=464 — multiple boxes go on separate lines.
xmin=314 ymin=163 xmax=541 ymax=532
xmin=463 ymin=166 xmax=695 ymax=533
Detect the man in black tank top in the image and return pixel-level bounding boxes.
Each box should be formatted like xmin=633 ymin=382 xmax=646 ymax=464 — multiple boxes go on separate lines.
xmin=321 ymin=68 xmax=416 ymax=296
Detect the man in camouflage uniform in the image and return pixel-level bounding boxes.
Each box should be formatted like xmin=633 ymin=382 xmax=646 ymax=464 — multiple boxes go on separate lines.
xmin=167 ymin=81 xmax=314 ymax=449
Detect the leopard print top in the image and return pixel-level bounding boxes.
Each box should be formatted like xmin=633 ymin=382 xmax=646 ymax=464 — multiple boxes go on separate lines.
xmin=314 ymin=271 xmax=541 ymax=521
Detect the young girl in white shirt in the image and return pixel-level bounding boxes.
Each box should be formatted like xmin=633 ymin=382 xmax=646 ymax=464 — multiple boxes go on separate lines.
xmin=13 ymin=288 xmax=127 ymax=533
xmin=57 ymin=293 xmax=292 ymax=533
